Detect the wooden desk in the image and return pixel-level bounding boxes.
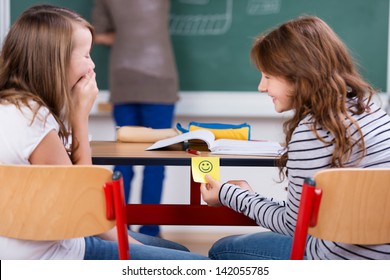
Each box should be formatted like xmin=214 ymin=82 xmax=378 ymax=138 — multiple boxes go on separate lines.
xmin=91 ymin=141 xmax=277 ymax=226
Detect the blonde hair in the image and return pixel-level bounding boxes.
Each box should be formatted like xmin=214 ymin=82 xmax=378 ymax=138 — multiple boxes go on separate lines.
xmin=250 ymin=16 xmax=376 ymax=178
xmin=0 ymin=5 xmax=94 ymax=146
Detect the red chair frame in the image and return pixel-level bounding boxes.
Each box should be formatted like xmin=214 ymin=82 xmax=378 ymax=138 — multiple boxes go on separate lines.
xmin=290 ymin=177 xmax=322 ymax=260
xmin=104 ymin=172 xmax=130 ymax=260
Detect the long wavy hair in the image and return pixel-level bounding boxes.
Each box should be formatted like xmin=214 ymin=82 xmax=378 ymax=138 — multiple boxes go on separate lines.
xmin=250 ymin=16 xmax=376 ymax=179
xmin=0 ymin=5 xmax=94 ymax=148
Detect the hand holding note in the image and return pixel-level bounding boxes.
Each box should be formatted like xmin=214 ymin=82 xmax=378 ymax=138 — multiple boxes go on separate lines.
xmin=191 ymin=157 xmax=220 ymax=183
xmin=200 ymin=174 xmax=223 ymax=207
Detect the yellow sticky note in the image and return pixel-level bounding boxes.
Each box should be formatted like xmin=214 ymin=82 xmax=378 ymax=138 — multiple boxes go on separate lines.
xmin=191 ymin=157 xmax=220 ymax=183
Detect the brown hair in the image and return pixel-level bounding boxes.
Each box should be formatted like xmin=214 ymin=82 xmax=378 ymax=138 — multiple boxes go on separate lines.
xmin=0 ymin=4 xmax=94 ymax=147
xmin=250 ymin=16 xmax=375 ymax=178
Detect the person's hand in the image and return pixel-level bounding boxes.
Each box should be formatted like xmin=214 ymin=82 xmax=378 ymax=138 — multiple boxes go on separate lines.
xmin=226 ymin=180 xmax=254 ymax=192
xmin=68 ymin=70 xmax=98 ymax=164
xmin=200 ymin=175 xmax=223 ymax=207
xmin=70 ymin=70 xmax=98 ymax=120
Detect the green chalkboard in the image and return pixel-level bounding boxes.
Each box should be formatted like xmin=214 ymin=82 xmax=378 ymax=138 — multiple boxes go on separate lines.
xmin=10 ymin=0 xmax=389 ymax=92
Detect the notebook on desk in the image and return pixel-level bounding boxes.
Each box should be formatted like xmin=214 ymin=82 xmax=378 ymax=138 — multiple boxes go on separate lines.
xmin=145 ymin=129 xmax=284 ymax=156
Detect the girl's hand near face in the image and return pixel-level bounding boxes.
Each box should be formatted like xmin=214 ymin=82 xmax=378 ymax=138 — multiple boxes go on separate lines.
xmin=71 ymin=70 xmax=98 ymax=120
xmin=69 ymin=70 xmax=98 ymax=165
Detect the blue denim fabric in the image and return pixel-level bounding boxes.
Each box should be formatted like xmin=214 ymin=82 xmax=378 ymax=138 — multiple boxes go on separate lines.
xmin=84 ymin=230 xmax=208 ymax=260
xmin=209 ymin=231 xmax=293 ymax=260
xmin=113 ymin=103 xmax=175 ymax=237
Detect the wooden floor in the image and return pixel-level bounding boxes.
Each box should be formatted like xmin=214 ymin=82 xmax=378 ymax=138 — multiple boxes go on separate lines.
xmin=162 ymin=231 xmax=227 ymax=257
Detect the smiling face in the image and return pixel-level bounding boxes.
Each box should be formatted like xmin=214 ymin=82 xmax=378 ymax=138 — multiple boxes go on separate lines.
xmin=198 ymin=160 xmax=213 ymax=173
xmin=258 ymin=72 xmax=294 ymax=113
xmin=68 ymin=24 xmax=95 ymax=90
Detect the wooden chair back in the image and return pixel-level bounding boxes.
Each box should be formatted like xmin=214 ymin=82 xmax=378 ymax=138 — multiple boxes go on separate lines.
xmin=0 ymin=165 xmax=115 ymax=241
xmin=291 ymin=168 xmax=390 ymax=259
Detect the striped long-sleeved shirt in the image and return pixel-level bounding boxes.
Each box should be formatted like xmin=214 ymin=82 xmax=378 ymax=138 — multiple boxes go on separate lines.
xmin=219 ymin=98 xmax=390 ymax=259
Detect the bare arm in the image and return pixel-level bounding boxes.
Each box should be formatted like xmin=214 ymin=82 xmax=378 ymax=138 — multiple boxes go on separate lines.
xmin=69 ymin=70 xmax=99 ymax=164
xmin=29 ymin=130 xmax=73 ymax=164
xmin=94 ymin=32 xmax=116 ymax=46
xmin=30 ymin=71 xmax=97 ymax=164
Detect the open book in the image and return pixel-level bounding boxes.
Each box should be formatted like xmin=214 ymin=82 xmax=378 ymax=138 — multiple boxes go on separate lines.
xmin=145 ymin=129 xmax=284 ymax=156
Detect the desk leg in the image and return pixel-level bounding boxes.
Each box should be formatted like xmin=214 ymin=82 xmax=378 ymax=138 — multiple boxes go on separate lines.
xmin=190 ymin=169 xmax=201 ymax=205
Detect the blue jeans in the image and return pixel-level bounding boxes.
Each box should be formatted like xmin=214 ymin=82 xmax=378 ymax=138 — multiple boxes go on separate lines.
xmin=113 ymin=103 xmax=175 ymax=237
xmin=84 ymin=230 xmax=208 ymax=260
xmin=209 ymin=231 xmax=293 ymax=260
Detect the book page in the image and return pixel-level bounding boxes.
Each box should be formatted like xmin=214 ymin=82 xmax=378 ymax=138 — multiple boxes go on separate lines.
xmin=211 ymin=139 xmax=283 ymax=156
xmin=145 ymin=129 xmax=216 ymax=150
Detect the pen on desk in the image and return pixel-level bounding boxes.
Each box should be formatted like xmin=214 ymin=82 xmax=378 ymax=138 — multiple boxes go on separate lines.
xmin=186 ymin=148 xmax=201 ymax=155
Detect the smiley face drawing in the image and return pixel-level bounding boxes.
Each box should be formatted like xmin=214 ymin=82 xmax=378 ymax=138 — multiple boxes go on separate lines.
xmin=198 ymin=160 xmax=213 ymax=173
xmin=191 ymin=157 xmax=220 ymax=182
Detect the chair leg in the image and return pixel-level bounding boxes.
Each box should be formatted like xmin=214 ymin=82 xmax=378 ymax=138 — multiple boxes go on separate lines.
xmin=112 ymin=171 xmax=130 ymax=260
xmin=290 ymin=177 xmax=316 ymax=260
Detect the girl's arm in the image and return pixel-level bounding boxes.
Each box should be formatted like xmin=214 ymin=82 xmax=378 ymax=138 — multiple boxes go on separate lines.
xmin=29 ymin=130 xmax=73 ymax=164
xmin=30 ymin=71 xmax=97 ymax=165
xmin=201 ymin=176 xmax=254 ymax=207
xmin=69 ymin=70 xmax=98 ymax=165
xmin=94 ymin=32 xmax=116 ymax=46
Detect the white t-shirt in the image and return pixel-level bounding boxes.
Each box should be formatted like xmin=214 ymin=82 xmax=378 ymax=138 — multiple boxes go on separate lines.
xmin=0 ymin=103 xmax=85 ymax=260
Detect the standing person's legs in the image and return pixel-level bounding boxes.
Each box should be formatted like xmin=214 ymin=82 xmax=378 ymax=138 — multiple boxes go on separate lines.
xmin=112 ymin=103 xmax=139 ymax=203
xmin=138 ymin=103 xmax=175 ymax=236
xmin=209 ymin=231 xmax=293 ymax=260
